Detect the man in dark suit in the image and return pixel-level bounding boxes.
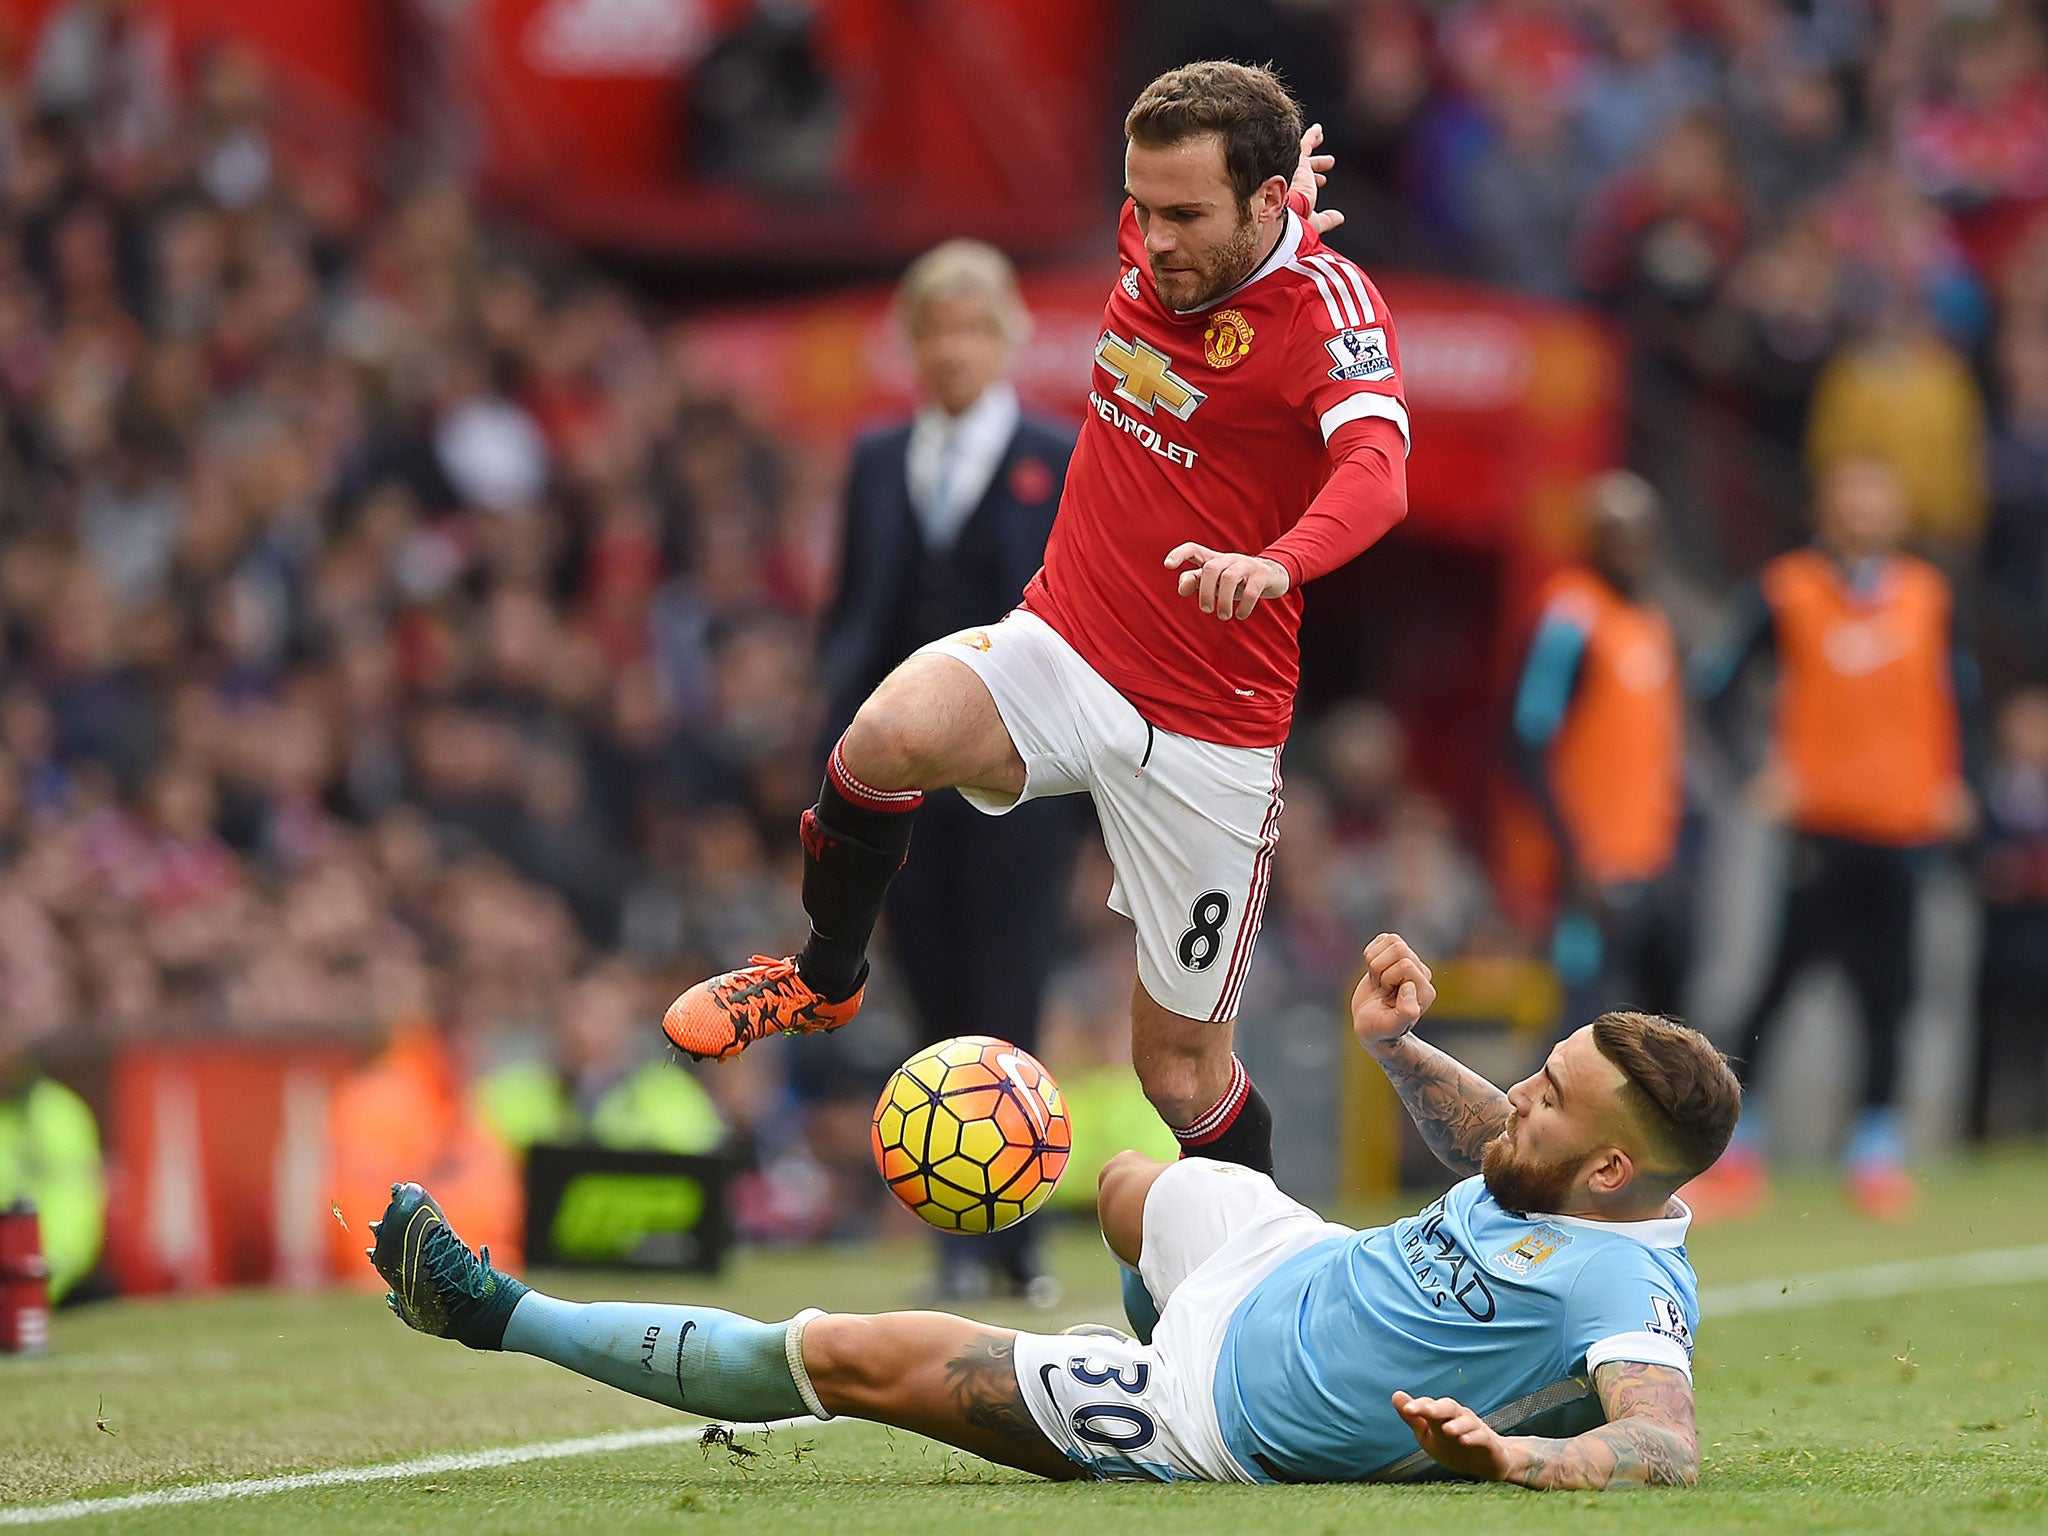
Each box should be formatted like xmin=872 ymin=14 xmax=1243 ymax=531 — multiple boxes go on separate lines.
xmin=819 ymin=240 xmax=1081 ymax=1302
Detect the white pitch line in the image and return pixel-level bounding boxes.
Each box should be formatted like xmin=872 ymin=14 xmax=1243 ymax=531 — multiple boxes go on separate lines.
xmin=1703 ymin=1240 xmax=2048 ymax=1316
xmin=9 ymin=1241 xmax=2048 ymax=1526
xmin=0 ymin=1418 xmax=812 ymax=1527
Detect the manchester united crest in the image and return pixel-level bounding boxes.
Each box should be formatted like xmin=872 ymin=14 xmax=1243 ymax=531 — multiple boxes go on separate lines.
xmin=1203 ymin=308 xmax=1254 ymax=369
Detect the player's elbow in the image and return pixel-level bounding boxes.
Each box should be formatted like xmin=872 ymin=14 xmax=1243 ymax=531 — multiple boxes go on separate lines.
xmin=1633 ymin=1422 xmax=1699 ymax=1490
xmin=1650 ymin=1448 xmax=1700 ymax=1489
xmin=1669 ymin=1431 xmax=1701 ymax=1488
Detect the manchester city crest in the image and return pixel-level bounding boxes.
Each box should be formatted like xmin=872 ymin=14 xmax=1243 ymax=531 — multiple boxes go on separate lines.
xmin=1492 ymin=1223 xmax=1573 ymax=1276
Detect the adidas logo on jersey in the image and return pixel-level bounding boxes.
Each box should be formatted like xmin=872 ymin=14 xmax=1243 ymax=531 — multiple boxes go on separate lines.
xmin=1121 ymin=267 xmax=1142 ymax=300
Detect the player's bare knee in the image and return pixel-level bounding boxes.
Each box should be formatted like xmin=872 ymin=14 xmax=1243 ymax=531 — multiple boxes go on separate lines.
xmin=849 ymin=653 xmax=996 ymax=788
xmin=796 ymin=1313 xmax=887 ymax=1410
xmin=1097 ymin=1151 xmax=1133 ymax=1213
xmin=1130 ymin=994 xmax=1234 ymax=1127
xmin=1134 ymin=1055 xmax=1208 ymax=1127
xmin=1097 ymin=1150 xmax=1164 ymax=1265
xmin=1098 ymin=1148 xmax=1154 ymax=1199
xmin=841 ymin=694 xmax=928 ymax=790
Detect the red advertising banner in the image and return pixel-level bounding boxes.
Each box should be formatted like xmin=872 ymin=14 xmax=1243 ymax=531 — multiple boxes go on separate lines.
xmin=103 ymin=1043 xmax=356 ymax=1294
xmin=0 ymin=1 xmax=1118 ymax=263
xmin=455 ymin=0 xmax=1120 ymax=260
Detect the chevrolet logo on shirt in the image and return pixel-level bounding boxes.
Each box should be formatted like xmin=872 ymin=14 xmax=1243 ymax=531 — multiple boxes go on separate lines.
xmin=1096 ymin=331 xmax=1206 ymax=420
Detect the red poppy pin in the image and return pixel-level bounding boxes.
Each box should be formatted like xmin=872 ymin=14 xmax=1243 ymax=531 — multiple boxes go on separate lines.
xmin=1009 ymin=456 xmax=1054 ymax=505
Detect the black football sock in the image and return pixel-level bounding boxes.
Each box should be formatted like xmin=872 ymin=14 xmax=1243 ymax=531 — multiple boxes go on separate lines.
xmin=1171 ymin=1055 xmax=1275 ymax=1175
xmin=795 ymin=742 xmax=921 ymax=1002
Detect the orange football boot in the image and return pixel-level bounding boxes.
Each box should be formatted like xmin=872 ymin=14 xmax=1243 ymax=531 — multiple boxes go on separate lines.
xmin=1845 ymin=1160 xmax=1918 ymax=1223
xmin=1679 ymin=1145 xmax=1769 ymax=1225
xmin=662 ymin=955 xmax=865 ymax=1062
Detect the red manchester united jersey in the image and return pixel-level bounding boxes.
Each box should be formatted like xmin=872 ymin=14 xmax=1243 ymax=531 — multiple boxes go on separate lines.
xmin=1022 ymin=203 xmax=1409 ymax=747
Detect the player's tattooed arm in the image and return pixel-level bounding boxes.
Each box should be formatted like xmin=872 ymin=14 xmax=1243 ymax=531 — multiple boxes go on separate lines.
xmin=1393 ymin=1362 xmax=1698 ymax=1491
xmin=1351 ymin=934 xmax=1507 ymax=1175
xmin=942 ymin=1332 xmax=1041 ymax=1444
xmin=1368 ymin=1033 xmax=1512 ymax=1176
xmin=1510 ymin=1361 xmax=1700 ymax=1490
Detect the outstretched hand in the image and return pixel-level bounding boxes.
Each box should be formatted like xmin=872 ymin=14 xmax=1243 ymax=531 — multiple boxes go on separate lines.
xmin=1391 ymin=1391 xmax=1516 ymax=1482
xmin=1293 ymin=122 xmax=1344 ymax=237
xmin=1350 ymin=932 xmax=1436 ymax=1047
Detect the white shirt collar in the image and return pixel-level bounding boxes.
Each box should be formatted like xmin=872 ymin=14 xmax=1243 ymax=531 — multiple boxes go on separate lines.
xmin=1544 ymin=1196 xmax=1694 ymax=1250
xmin=904 ymin=381 xmax=1020 ymax=550
xmin=1170 ymin=209 xmax=1305 ymax=315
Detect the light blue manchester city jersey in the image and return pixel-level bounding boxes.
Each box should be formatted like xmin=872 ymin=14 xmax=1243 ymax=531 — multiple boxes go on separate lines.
xmin=1213 ymin=1176 xmax=1698 ymax=1482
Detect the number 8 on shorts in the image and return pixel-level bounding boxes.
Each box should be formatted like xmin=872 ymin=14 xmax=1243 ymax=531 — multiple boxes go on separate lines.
xmin=1178 ymin=891 xmax=1231 ymax=971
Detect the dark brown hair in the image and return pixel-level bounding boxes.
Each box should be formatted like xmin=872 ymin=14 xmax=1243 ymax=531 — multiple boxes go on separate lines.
xmin=1591 ymin=1012 xmax=1742 ymax=1181
xmin=1125 ymin=61 xmax=1303 ymax=208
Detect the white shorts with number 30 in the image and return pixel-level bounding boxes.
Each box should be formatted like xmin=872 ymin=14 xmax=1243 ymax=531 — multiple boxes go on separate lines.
xmin=1010 ymin=1159 xmax=1351 ymax=1481
xmin=917 ymin=609 xmax=1282 ymax=1023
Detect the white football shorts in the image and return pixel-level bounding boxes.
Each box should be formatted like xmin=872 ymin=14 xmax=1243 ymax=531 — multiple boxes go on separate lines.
xmin=916 ymin=609 xmax=1282 ymax=1023
xmin=1010 ymin=1158 xmax=1351 ymax=1481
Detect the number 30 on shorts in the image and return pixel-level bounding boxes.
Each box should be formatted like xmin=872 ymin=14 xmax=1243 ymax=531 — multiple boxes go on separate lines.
xmin=1178 ymin=890 xmax=1232 ymax=971
xmin=1065 ymin=1356 xmax=1156 ymax=1453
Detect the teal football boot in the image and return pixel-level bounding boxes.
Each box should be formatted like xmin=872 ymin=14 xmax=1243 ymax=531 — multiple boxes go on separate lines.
xmin=365 ymin=1182 xmax=528 ymax=1351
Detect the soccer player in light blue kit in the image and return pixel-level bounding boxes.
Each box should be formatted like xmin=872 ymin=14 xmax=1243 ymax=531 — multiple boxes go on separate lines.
xmin=368 ymin=932 xmax=1736 ymax=1490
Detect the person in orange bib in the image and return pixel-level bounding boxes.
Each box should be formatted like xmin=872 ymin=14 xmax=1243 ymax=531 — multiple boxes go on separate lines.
xmin=1511 ymin=473 xmax=1688 ymax=1030
xmin=1686 ymin=457 xmax=1979 ymax=1224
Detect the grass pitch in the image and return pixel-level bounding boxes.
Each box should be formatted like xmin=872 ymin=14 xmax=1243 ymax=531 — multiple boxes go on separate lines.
xmin=6 ymin=1152 xmax=2048 ymax=1534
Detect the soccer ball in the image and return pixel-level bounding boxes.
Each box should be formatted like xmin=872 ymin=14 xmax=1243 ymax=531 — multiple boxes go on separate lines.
xmin=871 ymin=1036 xmax=1071 ymax=1233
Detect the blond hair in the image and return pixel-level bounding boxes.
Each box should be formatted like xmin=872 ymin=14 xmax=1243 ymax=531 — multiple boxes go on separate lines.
xmin=893 ymin=239 xmax=1028 ymax=347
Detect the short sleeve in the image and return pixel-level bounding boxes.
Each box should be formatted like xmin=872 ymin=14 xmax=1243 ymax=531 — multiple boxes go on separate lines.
xmin=1283 ymin=254 xmax=1410 ymax=454
xmin=1565 ymin=1257 xmax=1697 ymax=1382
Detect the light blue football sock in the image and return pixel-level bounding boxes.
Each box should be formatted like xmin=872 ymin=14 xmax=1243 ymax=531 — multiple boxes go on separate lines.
xmin=1844 ymin=1106 xmax=1905 ymax=1169
xmin=1119 ymin=1265 xmax=1160 ymax=1345
xmin=501 ymin=1293 xmax=830 ymax=1421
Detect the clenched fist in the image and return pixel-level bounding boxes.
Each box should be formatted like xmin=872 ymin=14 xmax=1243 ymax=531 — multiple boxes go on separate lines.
xmin=1350 ymin=932 xmax=1436 ymax=1047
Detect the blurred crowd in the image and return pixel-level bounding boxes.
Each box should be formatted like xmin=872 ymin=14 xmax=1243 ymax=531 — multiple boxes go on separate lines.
xmin=1153 ymin=0 xmax=2048 ymax=601
xmin=0 ymin=9 xmax=878 ymax=1236
xmin=6 ymin=0 xmax=2048 ymax=1276
xmin=0 ymin=21 xmax=871 ymax=1019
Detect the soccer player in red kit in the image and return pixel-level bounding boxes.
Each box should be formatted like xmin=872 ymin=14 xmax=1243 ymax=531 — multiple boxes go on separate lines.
xmin=665 ymin=62 xmax=1409 ymax=1194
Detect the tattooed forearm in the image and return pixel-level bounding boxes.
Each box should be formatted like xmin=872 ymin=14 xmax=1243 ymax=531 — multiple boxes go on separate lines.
xmin=1512 ymin=1361 xmax=1699 ymax=1490
xmin=1368 ymin=1033 xmax=1511 ymax=1174
xmin=942 ymin=1332 xmax=1040 ymax=1442
xmin=1512 ymin=1420 xmax=1698 ymax=1489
